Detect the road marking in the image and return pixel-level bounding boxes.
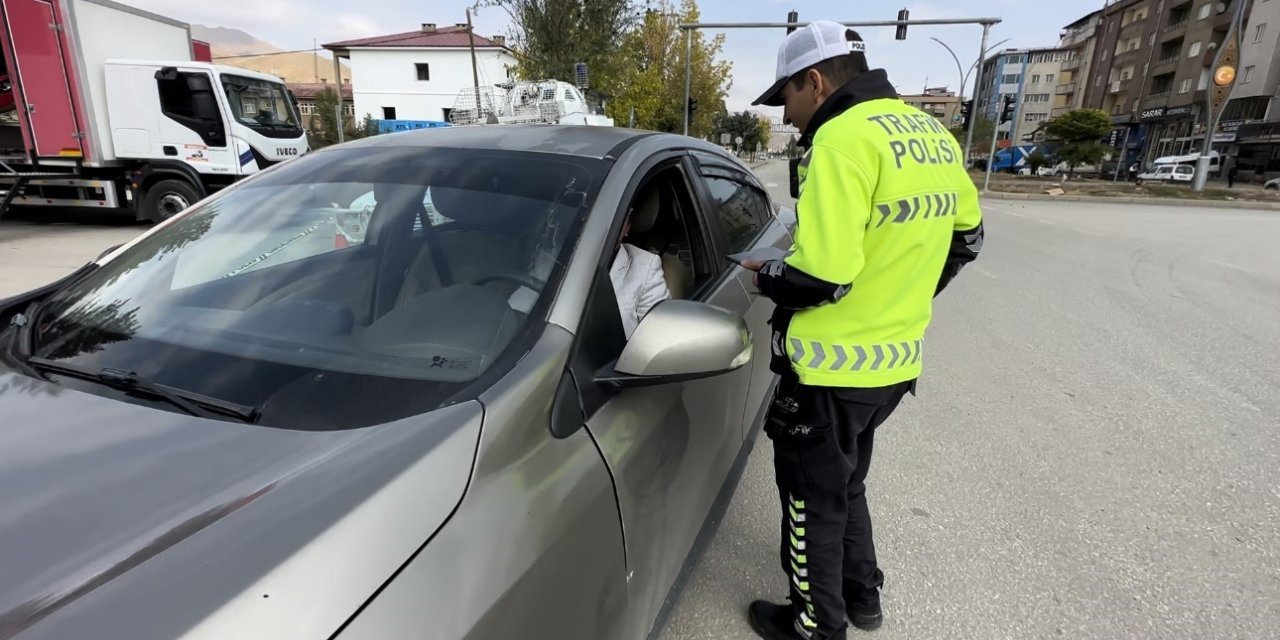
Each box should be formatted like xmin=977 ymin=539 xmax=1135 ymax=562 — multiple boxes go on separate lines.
xmin=1207 ymin=260 xmax=1252 ymax=273
xmin=974 ymin=265 xmax=999 ymax=279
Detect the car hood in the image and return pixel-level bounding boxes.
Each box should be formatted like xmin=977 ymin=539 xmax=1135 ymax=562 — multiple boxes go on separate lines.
xmin=0 ymin=371 xmax=482 ymax=640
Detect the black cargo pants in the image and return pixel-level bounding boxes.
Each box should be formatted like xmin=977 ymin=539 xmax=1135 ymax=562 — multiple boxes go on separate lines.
xmin=763 ymin=374 xmax=913 ymax=637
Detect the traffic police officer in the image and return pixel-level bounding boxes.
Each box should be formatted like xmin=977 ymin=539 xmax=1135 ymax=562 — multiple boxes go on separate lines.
xmin=741 ymin=20 xmax=984 ymax=640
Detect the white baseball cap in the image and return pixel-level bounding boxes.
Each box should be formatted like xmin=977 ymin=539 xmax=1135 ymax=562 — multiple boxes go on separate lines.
xmin=752 ymin=20 xmax=867 ymax=107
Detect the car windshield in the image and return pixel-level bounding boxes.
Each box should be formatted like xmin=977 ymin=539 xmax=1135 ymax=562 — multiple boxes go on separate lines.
xmin=222 ymin=74 xmax=301 ymax=130
xmin=28 ymin=146 xmax=604 ymax=429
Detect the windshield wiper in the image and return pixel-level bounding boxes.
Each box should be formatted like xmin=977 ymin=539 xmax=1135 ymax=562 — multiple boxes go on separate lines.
xmin=25 ymin=357 xmax=259 ymax=423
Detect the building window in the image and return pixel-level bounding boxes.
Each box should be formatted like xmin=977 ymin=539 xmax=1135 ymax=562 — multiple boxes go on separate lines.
xmin=1046 ymin=73 xmax=1055 ymax=83
xmin=1242 ymin=65 xmax=1255 ymax=83
xmin=1032 ymin=74 xmax=1041 ymax=84
xmin=415 ymin=63 xmax=430 ymax=81
xmin=1199 ymin=68 xmax=1211 ymax=90
xmin=1254 ymin=24 xmax=1267 ymax=43
xmin=382 ymin=106 xmax=397 ymax=120
xmin=1188 ymin=41 xmax=1201 ymax=57
xmin=1198 ymin=4 xmax=1212 ymax=20
xmin=1096 ymin=76 xmax=1103 ymax=87
xmin=1179 ymin=78 xmax=1193 ymax=93
xmin=299 ymin=103 xmax=316 ymax=116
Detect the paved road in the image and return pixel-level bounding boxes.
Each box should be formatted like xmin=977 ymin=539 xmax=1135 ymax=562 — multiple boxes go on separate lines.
xmin=0 ymin=213 xmax=142 ymax=297
xmin=660 ymin=160 xmax=1280 ymax=639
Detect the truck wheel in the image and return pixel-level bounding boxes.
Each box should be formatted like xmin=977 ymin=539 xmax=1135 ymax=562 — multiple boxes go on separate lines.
xmin=142 ymin=179 xmax=200 ymax=223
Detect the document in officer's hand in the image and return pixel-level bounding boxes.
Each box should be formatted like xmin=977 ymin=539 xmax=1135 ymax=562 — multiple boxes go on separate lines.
xmin=726 ymin=246 xmax=788 ymax=267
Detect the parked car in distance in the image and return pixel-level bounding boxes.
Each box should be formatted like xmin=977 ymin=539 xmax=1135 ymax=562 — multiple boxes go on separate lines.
xmin=1265 ymin=177 xmax=1279 ymax=191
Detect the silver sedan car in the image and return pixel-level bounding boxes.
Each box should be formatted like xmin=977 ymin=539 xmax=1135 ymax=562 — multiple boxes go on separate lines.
xmin=0 ymin=125 xmax=790 ymax=639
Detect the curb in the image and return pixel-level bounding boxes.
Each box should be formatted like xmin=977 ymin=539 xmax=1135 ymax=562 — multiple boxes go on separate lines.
xmin=981 ymin=191 xmax=1280 ymax=211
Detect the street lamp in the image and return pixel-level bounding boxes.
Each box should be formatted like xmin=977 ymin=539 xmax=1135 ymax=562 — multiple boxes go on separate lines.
xmin=931 ymin=36 xmax=1012 ymax=99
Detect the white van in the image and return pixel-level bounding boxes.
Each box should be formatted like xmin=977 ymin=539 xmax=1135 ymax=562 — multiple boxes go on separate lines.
xmin=1136 ymin=164 xmax=1195 ymax=184
xmin=1151 ymin=151 xmax=1221 ymax=175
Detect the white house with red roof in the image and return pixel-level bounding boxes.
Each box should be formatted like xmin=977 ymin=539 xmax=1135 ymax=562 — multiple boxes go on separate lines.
xmin=324 ymin=23 xmax=517 ymax=124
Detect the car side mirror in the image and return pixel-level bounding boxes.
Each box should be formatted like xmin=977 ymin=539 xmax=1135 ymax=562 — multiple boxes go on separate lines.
xmin=596 ymin=300 xmax=752 ymax=390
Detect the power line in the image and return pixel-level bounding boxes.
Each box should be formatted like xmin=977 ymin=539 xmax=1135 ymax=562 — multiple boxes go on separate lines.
xmin=213 ymin=48 xmax=335 ymax=60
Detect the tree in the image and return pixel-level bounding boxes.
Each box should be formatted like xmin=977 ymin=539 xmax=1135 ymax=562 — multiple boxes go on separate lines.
xmin=1045 ymin=108 xmax=1111 ymax=176
xmin=480 ymin=0 xmax=639 ymax=86
xmin=1027 ymin=151 xmax=1050 ymax=176
xmin=311 ymin=88 xmax=374 ymax=148
xmin=599 ymin=0 xmax=731 ymax=137
xmin=784 ymin=135 xmax=799 ymax=159
xmin=713 ymin=111 xmax=770 ymax=155
xmin=951 ymin=116 xmax=995 ymax=159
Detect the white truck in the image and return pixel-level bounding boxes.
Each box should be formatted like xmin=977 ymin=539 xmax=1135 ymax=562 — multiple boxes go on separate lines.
xmin=447 ymin=79 xmax=614 ymax=127
xmin=0 ymin=0 xmax=308 ymax=222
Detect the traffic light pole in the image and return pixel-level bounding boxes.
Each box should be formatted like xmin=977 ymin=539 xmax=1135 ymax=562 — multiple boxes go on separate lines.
xmin=963 ymin=23 xmax=990 ymax=165
xmin=983 ymin=93 xmax=1003 ymax=192
xmin=683 ymin=28 xmax=694 ymax=136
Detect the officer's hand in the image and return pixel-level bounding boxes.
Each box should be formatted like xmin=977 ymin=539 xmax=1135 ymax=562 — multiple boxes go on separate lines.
xmin=739 ymin=259 xmax=766 ymax=272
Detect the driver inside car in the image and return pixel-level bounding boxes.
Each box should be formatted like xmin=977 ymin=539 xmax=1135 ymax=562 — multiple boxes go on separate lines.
xmin=610 ymin=202 xmax=671 ymax=339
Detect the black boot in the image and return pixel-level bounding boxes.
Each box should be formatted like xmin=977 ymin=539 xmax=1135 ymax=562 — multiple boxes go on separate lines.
xmin=842 ymin=573 xmax=883 ymax=631
xmin=748 ymin=601 xmax=847 ymax=640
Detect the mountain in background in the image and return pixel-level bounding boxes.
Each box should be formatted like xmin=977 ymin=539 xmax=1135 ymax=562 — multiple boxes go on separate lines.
xmin=191 ymin=25 xmax=350 ymax=85
xmin=191 ymin=25 xmax=281 ymax=58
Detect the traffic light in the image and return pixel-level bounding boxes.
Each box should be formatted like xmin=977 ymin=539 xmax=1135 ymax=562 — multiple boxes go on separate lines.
xmin=1000 ymin=95 xmax=1017 ymax=124
xmin=786 ymin=10 xmax=799 ymax=34
xmin=895 ymin=8 xmax=909 ymax=40
xmin=960 ymin=99 xmax=974 ymax=129
xmin=687 ymin=97 xmax=698 ymax=119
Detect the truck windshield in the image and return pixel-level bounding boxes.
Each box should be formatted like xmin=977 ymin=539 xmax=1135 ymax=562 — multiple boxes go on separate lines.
xmin=222 ymin=74 xmax=301 ymax=133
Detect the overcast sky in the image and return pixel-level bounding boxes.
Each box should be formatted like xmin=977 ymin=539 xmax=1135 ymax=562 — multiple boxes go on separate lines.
xmin=116 ymin=0 xmax=1100 ymax=114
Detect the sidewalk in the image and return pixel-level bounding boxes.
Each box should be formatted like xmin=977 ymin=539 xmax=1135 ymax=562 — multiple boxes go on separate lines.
xmin=981 ymin=190 xmax=1280 ymax=211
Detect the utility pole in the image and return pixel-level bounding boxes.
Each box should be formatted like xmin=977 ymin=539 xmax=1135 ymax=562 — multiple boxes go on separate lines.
xmin=466 ymin=9 xmax=482 ymax=112
xmin=313 ymin=38 xmax=319 ymax=83
xmin=683 ymin=28 xmax=693 ymax=136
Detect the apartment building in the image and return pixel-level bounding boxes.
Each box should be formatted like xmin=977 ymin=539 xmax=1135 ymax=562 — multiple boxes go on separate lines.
xmin=901 ymin=87 xmax=963 ymax=128
xmin=1083 ymin=0 xmax=1277 ymax=171
xmin=978 ymin=47 xmax=1077 ymax=144
xmin=1229 ymin=0 xmax=1280 ymax=178
xmin=1056 ymin=10 xmax=1104 ymax=116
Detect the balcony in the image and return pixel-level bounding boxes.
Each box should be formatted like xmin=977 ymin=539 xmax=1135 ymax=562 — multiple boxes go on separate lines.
xmin=1055 ymin=82 xmax=1078 ymax=95
xmin=1113 ymin=48 xmax=1141 ymax=63
xmin=1162 ymin=19 xmax=1189 ymax=35
xmin=1153 ymin=55 xmax=1181 ymax=70
xmin=1120 ymin=19 xmax=1146 ymax=36
xmin=1109 ymin=78 xmax=1134 ymax=94
xmin=1051 ymin=107 xmax=1072 ymax=117
xmin=1061 ymin=57 xmax=1083 ymax=72
xmin=1148 ymin=90 xmax=1173 ymax=100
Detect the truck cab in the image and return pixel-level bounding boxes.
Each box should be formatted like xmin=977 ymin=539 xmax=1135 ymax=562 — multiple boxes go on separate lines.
xmin=0 ymin=0 xmax=307 ymax=222
xmin=107 ymin=61 xmax=306 ymax=176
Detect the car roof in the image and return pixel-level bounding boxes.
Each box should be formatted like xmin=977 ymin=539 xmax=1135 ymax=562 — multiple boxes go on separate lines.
xmin=325 ymin=125 xmax=659 ymax=160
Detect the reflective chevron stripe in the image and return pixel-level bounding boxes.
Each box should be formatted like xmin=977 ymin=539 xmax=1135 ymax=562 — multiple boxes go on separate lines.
xmin=790 ymin=339 xmax=923 ymax=372
xmin=874 ymin=192 xmax=959 ymax=227
xmin=785 ymin=493 xmax=816 ymax=632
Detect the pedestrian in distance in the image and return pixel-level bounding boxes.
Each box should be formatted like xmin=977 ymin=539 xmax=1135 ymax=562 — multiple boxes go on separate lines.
xmin=1228 ymin=163 xmax=1239 ymax=188
xmin=739 ymin=20 xmax=985 ymax=640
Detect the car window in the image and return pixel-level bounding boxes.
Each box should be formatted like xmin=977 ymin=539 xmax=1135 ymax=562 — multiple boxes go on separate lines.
xmin=1176 ymin=166 xmax=1194 ymax=175
xmin=699 ymin=176 xmax=769 ymax=253
xmin=29 ymin=146 xmax=605 ymax=430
